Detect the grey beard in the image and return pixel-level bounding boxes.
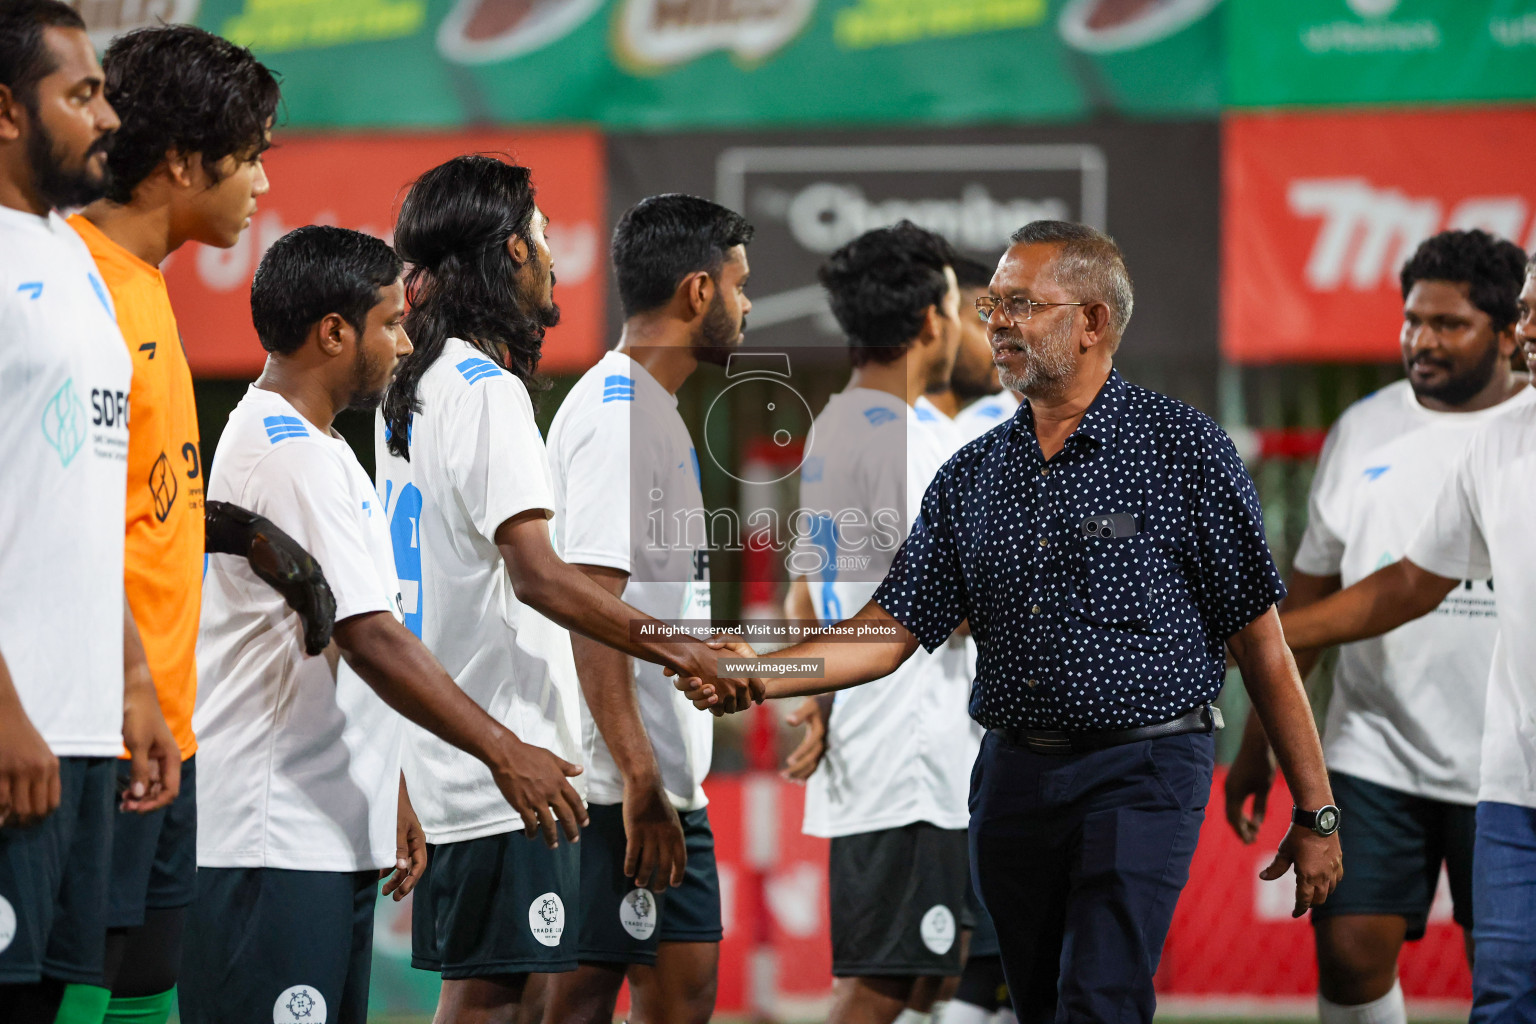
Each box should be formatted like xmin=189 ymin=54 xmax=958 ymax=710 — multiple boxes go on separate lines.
xmin=996 ymin=324 xmax=1076 ymax=399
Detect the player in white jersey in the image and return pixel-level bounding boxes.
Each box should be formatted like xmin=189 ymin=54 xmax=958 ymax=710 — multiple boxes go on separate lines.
xmin=0 ymin=7 xmax=179 ymax=1020
xmin=182 ymin=226 xmax=588 ymax=1024
xmin=786 ymin=248 xmax=1015 ymax=1024
xmin=376 ymin=159 xmax=755 ymax=1024
xmin=921 ymin=253 xmax=1012 ymax=426
xmin=1226 ymin=230 xmax=1533 ymax=1024
xmin=777 ymin=222 xmax=973 ymax=1024
xmin=544 ymin=195 xmax=754 ymax=1024
xmin=953 ymin=389 xmax=1021 ymax=445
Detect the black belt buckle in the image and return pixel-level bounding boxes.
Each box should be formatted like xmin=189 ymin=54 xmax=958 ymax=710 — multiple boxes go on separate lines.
xmin=1021 ymin=731 xmax=1074 ymax=755
xmin=996 ymin=703 xmax=1223 ymax=756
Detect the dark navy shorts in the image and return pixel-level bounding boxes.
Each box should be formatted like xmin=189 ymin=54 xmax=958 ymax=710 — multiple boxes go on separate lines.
xmin=829 ymin=822 xmax=971 ymax=978
xmin=108 ymin=755 xmax=196 ymax=929
xmin=577 ymin=802 xmax=723 ymax=966
xmin=412 ymin=829 xmax=580 ymax=979
xmin=1310 ymin=770 xmax=1475 ymax=940
xmin=179 ymin=866 xmax=377 ymax=1024
xmin=0 ymin=756 xmax=114 ymax=985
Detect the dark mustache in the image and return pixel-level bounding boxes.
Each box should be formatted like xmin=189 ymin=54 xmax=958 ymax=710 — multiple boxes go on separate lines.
xmin=87 ymin=131 xmax=115 ymax=159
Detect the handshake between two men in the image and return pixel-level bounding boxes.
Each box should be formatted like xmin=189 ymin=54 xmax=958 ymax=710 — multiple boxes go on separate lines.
xmin=665 ymin=601 xmax=925 ymax=715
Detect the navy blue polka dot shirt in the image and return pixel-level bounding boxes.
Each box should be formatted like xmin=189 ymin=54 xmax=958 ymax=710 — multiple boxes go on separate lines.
xmin=873 ymin=370 xmax=1286 ymax=731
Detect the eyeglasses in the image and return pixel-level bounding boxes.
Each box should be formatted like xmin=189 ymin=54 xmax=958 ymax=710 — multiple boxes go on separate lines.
xmin=974 ymin=294 xmax=1088 ymax=324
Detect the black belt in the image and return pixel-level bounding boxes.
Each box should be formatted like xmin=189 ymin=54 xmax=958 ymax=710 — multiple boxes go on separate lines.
xmin=989 ymin=703 xmax=1224 ymax=756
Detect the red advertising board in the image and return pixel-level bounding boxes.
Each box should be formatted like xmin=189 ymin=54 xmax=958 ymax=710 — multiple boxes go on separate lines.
xmin=163 ymin=130 xmax=606 ymax=378
xmin=1222 ymin=108 xmax=1536 ymax=364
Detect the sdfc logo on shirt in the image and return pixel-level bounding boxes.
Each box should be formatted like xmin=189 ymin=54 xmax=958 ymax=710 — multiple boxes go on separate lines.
xmin=528 ymin=892 xmax=566 ymax=947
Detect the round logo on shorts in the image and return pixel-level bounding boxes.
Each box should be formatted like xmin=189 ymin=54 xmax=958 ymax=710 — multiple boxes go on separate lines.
xmin=273 ymin=984 xmax=327 ymax=1024
xmin=920 ymin=904 xmax=956 ymax=956
xmin=528 ymin=891 xmax=566 ymax=947
xmin=620 ymin=888 xmax=658 ymax=941
xmin=0 ymin=894 xmax=16 ymax=954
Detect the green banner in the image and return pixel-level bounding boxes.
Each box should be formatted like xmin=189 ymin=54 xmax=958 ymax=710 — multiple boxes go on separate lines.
xmin=1226 ymin=0 xmax=1536 ymax=107
xmin=189 ymin=0 xmax=1221 ymax=129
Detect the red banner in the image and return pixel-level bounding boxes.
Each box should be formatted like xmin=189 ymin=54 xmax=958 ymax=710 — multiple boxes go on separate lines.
xmin=164 ymin=130 xmax=606 ymax=378
xmin=1222 ymin=108 xmax=1536 ymax=364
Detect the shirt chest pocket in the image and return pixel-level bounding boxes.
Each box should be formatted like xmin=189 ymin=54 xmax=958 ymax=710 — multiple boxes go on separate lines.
xmin=1071 ymin=533 xmax=1157 ymax=628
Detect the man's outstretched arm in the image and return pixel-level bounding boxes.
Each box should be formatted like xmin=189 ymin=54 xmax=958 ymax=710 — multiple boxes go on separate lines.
xmin=677 ymin=599 xmax=921 ymax=710
xmin=1281 ymin=557 xmax=1457 ymax=652
xmin=495 ymin=511 xmax=763 ymax=711
xmin=334 ymin=610 xmax=587 ymax=849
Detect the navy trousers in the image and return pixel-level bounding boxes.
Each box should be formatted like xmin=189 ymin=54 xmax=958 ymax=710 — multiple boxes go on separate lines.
xmin=969 ymin=728 xmax=1214 ymax=1024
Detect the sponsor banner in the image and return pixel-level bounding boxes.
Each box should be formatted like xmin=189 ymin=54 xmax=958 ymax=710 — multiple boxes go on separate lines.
xmin=163 ymin=130 xmax=605 ymax=377
xmin=143 ymin=0 xmax=1221 ymax=129
xmin=1226 ymin=0 xmax=1536 ymax=108
xmin=1222 ymin=108 xmax=1536 ymax=364
xmin=608 ymin=122 xmax=1220 ymax=393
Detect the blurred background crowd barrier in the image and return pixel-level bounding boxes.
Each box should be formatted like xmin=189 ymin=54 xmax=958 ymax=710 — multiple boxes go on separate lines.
xmin=72 ymin=0 xmax=1534 ymax=1017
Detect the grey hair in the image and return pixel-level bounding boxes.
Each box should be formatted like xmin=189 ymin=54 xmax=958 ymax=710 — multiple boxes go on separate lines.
xmin=1009 ymin=220 xmax=1134 ymax=343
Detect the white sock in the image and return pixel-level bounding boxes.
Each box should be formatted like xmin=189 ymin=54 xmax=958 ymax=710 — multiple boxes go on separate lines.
xmin=930 ymin=1000 xmax=950 ymax=1023
xmin=893 ymin=1012 xmax=932 ymax=1024
xmin=1318 ymin=980 xmax=1407 ymax=1024
xmin=939 ymin=1003 xmax=991 ymax=1024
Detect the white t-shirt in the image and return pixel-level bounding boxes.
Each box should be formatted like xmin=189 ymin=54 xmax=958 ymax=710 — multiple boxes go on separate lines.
xmin=195 ymin=386 xmax=403 ymax=871
xmin=797 ymin=388 xmax=976 ymax=837
xmin=953 ymin=389 xmax=1021 ymax=444
xmin=1407 ymin=394 xmax=1536 ymax=811
xmin=0 ymin=208 xmax=131 ymax=757
xmin=547 ymin=351 xmax=713 ymax=812
xmin=1293 ymin=381 xmax=1535 ymax=804
xmin=374 ymin=338 xmax=584 ymax=845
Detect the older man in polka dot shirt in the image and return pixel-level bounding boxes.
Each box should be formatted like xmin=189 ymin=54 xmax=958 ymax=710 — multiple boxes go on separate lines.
xmin=684 ymin=221 xmax=1344 ymax=1023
